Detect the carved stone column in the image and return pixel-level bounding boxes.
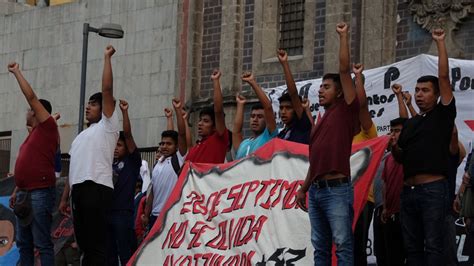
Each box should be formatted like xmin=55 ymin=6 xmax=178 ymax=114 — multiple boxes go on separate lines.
xmin=409 ymin=0 xmax=473 ymax=58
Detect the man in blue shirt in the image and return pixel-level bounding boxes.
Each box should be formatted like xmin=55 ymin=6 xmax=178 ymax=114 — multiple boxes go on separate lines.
xmin=107 ymin=99 xmax=141 ymax=266
xmin=233 ymin=72 xmax=277 ymax=159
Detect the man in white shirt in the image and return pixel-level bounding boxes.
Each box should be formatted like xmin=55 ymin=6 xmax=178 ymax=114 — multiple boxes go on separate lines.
xmin=141 ymin=130 xmax=185 ymax=230
xmin=60 ymin=45 xmax=119 ymax=265
xmin=142 ymin=99 xmax=188 ymax=230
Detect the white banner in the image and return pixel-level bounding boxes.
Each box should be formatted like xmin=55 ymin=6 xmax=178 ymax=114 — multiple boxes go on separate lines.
xmin=264 ymin=54 xmax=474 ymax=187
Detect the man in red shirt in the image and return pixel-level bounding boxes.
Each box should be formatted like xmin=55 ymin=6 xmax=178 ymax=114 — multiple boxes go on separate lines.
xmin=296 ymin=22 xmax=360 ymax=265
xmin=184 ymin=69 xmax=230 ymax=164
xmin=381 ymin=117 xmax=406 ymax=266
xmin=7 ymin=62 xmax=59 ymax=266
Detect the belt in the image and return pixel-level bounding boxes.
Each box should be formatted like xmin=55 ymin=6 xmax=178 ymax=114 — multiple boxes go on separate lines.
xmin=312 ymin=177 xmax=350 ymax=189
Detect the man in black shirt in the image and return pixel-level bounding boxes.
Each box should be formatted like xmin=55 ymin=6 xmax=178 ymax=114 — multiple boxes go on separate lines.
xmin=392 ymin=29 xmax=455 ymax=266
xmin=276 ymin=49 xmax=312 ymax=144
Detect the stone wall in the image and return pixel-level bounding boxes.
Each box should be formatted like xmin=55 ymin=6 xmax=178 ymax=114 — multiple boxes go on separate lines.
xmin=0 ymin=0 xmax=180 ymax=171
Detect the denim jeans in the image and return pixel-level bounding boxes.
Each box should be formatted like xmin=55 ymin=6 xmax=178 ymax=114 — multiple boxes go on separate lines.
xmin=15 ymin=187 xmax=55 ymax=266
xmin=107 ymin=210 xmax=135 ymax=266
xmin=400 ymin=179 xmax=448 ymax=266
xmin=308 ymin=183 xmax=354 ymax=266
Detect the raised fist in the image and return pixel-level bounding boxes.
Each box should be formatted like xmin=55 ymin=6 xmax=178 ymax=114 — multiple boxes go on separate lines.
xmin=210 ymin=69 xmax=221 ymax=80
xmin=119 ymin=99 xmax=129 ymax=111
xmin=277 ymin=49 xmax=288 ymax=63
xmin=236 ymin=94 xmax=246 ymax=105
xmin=336 ymin=22 xmax=348 ymax=35
xmin=105 ymin=45 xmax=116 ymax=57
xmin=391 ymin=84 xmax=402 ymax=95
xmin=241 ymin=71 xmax=255 ymax=83
xmin=432 ymin=28 xmax=446 ymax=42
xmin=352 ymin=63 xmax=364 ymax=74
xmin=7 ymin=62 xmax=19 ymax=73
xmin=164 ymin=108 xmax=173 ymax=118
xmin=172 ymin=98 xmax=182 ymax=109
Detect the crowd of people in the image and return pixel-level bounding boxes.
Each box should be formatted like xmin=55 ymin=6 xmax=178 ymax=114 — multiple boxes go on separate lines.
xmin=6 ymin=21 xmax=473 ymax=266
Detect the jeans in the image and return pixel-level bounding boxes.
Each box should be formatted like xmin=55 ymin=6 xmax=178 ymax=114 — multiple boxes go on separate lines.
xmin=72 ymin=181 xmax=113 ymax=266
xmin=400 ymin=179 xmax=447 ymax=266
xmin=382 ymin=213 xmax=405 ymax=266
xmin=16 ymin=187 xmax=55 ymax=266
xmin=107 ymin=211 xmax=135 ymax=266
xmin=443 ymin=213 xmax=458 ymax=266
xmin=308 ymin=182 xmax=354 ymax=266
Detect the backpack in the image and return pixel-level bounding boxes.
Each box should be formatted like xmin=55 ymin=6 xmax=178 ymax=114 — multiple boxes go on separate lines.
xmin=170 ymin=153 xmax=182 ymax=177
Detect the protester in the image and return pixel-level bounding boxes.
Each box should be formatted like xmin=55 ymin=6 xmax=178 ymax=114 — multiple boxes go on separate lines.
xmin=60 ymin=45 xmax=120 ymax=265
xmin=296 ymin=22 xmax=360 ymax=265
xmin=233 ymin=72 xmax=277 ymax=159
xmin=142 ymin=99 xmax=188 ymax=230
xmin=276 ymin=50 xmax=312 ymax=144
xmin=381 ymin=118 xmax=406 ymax=266
xmin=184 ymin=70 xmax=230 ymax=163
xmin=7 ymin=62 xmax=59 ymax=266
xmin=393 ymin=29 xmax=455 ymax=266
xmin=107 ymin=99 xmax=141 ymax=265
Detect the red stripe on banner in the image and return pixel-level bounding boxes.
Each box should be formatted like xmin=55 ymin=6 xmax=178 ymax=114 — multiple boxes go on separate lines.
xmin=465 ymin=120 xmax=474 ymax=132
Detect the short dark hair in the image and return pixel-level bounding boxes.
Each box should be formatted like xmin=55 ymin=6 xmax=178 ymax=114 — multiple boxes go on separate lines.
xmin=118 ymin=131 xmax=126 ymax=142
xmin=322 ymin=73 xmax=342 ymax=91
xmin=161 ymin=130 xmax=178 ymax=145
xmin=251 ymin=103 xmax=264 ymax=111
xmin=0 ymin=204 xmax=16 ymax=240
xmin=390 ymin=117 xmax=407 ymax=127
xmin=416 ymin=75 xmax=439 ymax=94
xmin=278 ymin=92 xmax=303 ymax=104
xmin=39 ymin=99 xmax=52 ymax=114
xmin=89 ymin=92 xmax=103 ymax=110
xmin=199 ymin=106 xmax=215 ymax=126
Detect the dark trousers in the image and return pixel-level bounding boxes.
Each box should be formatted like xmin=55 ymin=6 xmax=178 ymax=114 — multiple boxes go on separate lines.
xmin=354 ymin=201 xmax=374 ymax=266
xmin=383 ymin=212 xmax=405 ymax=266
xmin=373 ymin=207 xmax=387 ymax=266
xmin=107 ymin=211 xmax=135 ymax=266
xmin=72 ymin=181 xmax=113 ymax=266
xmin=443 ymin=213 xmax=459 ymax=266
xmin=401 ymin=179 xmax=447 ymax=266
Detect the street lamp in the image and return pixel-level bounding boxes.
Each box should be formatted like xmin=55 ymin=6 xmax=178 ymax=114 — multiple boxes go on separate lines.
xmin=78 ymin=23 xmax=124 ymax=133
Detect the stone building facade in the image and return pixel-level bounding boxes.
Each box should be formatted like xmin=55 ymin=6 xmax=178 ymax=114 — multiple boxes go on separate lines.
xmin=0 ymin=0 xmax=472 ymax=175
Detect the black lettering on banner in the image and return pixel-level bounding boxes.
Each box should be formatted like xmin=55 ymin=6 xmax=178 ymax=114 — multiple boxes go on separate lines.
xmin=384 ymin=67 xmax=400 ymax=89
xmin=256 ymin=248 xmax=306 ymax=265
xmin=450 ymin=67 xmax=474 ymax=91
xmin=298 ymin=83 xmax=312 ymax=99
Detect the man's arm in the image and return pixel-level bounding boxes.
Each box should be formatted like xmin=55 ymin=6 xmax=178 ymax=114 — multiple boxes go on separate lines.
xmin=392 ymin=84 xmax=409 ymax=119
xmin=102 ymin=45 xmax=116 ymax=118
xmin=8 ymin=62 xmax=50 ymax=123
xmin=172 ymin=99 xmax=188 ymax=155
xmin=353 ymin=63 xmax=372 ymax=130
xmin=164 ymin=108 xmax=174 ymax=130
xmin=119 ymin=100 xmax=137 ymax=153
xmin=182 ymin=110 xmax=193 ymax=148
xmin=232 ymin=94 xmax=246 ymax=152
xmin=295 ymin=167 xmax=312 ymax=212
xmin=242 ymin=72 xmax=277 ymax=133
xmin=142 ymin=189 xmax=154 ymax=227
xmin=402 ymin=92 xmax=418 ymax=117
xmin=302 ymin=99 xmax=314 ymax=125
xmin=433 ymin=29 xmax=453 ymax=105
xmin=336 ymin=23 xmax=356 ymax=105
xmin=211 ymin=69 xmax=226 ymax=136
xmin=59 ymin=179 xmax=70 ymax=217
xmin=277 ymin=49 xmax=304 ymax=119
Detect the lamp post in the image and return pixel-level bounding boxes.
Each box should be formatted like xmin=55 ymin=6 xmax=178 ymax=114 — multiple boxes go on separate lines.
xmin=78 ymin=23 xmax=124 ymax=133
